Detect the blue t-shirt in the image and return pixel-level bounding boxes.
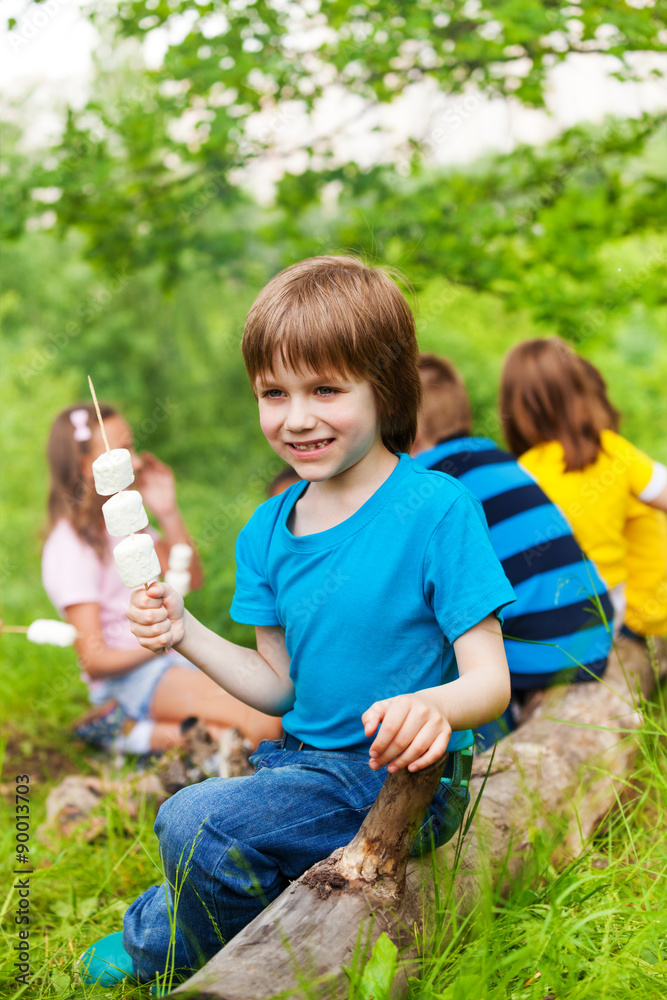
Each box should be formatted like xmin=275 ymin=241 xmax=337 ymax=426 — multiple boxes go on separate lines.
xmin=230 ymin=452 xmax=515 ymax=752
xmin=416 ymin=438 xmax=613 ymax=688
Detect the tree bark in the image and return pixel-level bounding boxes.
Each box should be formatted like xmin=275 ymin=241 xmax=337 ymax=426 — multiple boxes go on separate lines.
xmin=173 ymin=636 xmax=664 ymax=1000
xmin=173 ymin=755 xmax=449 ymax=998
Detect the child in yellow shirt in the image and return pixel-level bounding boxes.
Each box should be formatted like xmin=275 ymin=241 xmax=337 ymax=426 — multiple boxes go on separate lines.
xmin=500 ymin=337 xmax=667 ymax=632
xmin=578 ymin=358 xmax=667 ymax=638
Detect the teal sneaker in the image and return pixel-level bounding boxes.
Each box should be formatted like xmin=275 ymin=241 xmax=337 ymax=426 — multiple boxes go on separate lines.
xmin=77 ymin=931 xmax=136 ymax=986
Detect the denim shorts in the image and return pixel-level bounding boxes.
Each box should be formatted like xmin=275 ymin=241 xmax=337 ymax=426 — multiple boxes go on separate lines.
xmin=90 ymin=650 xmax=198 ymax=721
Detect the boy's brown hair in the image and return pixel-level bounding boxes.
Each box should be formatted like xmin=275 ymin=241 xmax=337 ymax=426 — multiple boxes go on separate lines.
xmin=417 ymin=354 xmax=472 ymax=442
xmin=241 ymin=256 xmax=421 ymax=454
xmin=500 ymin=337 xmax=607 ymax=471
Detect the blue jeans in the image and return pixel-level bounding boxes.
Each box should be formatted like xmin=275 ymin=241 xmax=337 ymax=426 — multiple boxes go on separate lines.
xmin=123 ymin=740 xmax=470 ymax=982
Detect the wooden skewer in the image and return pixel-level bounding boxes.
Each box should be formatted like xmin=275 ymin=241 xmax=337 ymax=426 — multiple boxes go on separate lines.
xmin=88 ymin=376 xmax=166 ymax=652
xmin=0 ymin=622 xmax=80 ymax=638
xmin=87 ymin=374 xmax=111 ymax=453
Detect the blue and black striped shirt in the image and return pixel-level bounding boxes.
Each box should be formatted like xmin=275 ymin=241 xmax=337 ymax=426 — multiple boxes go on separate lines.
xmin=416 ymin=437 xmax=612 ymax=689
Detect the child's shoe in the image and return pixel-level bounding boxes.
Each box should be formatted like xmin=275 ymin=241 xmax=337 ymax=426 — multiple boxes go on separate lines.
xmin=72 ymin=700 xmax=128 ymax=751
xmin=77 ymin=931 xmax=136 ymax=986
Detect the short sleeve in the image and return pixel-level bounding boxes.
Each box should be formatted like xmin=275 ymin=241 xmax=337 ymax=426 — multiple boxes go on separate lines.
xmin=42 ymin=521 xmax=103 ymax=615
xmin=607 ymin=432 xmax=662 ymax=500
xmin=230 ymin=517 xmax=280 ymax=626
xmin=423 ymin=494 xmax=516 ymax=644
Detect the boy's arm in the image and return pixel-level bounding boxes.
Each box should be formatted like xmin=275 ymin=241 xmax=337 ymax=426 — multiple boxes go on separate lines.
xmin=362 ymin=615 xmax=510 ymax=773
xmin=127 ymin=583 xmax=294 ymax=716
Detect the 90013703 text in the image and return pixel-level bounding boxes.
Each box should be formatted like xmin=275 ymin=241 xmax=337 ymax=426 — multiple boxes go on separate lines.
xmin=14 ymin=774 xmax=32 ymax=985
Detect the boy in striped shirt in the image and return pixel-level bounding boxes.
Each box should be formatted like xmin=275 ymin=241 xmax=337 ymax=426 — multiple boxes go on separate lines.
xmin=413 ymin=354 xmax=612 ymax=749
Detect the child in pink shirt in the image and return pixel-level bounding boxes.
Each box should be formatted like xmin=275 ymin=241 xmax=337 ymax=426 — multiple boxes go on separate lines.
xmin=42 ymin=402 xmax=281 ymax=754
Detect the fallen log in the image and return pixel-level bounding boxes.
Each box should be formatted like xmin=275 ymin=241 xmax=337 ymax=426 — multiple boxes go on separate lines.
xmin=173 ymin=751 xmax=449 ymax=998
xmin=435 ymin=634 xmax=666 ymax=918
xmin=172 ymin=635 xmax=665 ymax=1000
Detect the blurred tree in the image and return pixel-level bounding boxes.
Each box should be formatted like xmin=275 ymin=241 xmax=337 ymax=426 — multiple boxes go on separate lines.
xmin=2 ymin=0 xmax=665 ymax=333
xmin=269 ymin=112 xmax=667 ymax=335
xmin=5 ymin=0 xmax=665 ymax=268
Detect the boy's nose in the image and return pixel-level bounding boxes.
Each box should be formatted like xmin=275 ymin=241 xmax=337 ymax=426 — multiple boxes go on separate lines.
xmin=284 ymin=398 xmax=317 ymax=433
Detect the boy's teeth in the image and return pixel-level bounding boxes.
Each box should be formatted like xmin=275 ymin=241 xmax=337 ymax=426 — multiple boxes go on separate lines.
xmin=292 ymin=440 xmax=331 ymax=451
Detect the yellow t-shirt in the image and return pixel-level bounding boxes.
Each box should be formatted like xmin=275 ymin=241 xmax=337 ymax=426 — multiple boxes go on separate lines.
xmin=624 ymin=500 xmax=667 ymax=637
xmin=519 ymin=430 xmax=661 ymax=590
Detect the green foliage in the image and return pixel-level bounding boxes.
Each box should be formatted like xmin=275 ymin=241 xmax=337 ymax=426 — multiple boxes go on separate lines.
xmin=4 ymin=0 xmax=666 ymax=302
xmin=1 ymin=3 xmax=666 ymax=993
xmin=353 ymin=932 xmax=398 ymax=1000
xmin=268 ymin=113 xmax=667 ymax=337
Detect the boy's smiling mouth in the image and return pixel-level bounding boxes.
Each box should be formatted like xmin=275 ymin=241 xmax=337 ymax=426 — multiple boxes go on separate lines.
xmin=286 ymin=438 xmax=334 ymax=455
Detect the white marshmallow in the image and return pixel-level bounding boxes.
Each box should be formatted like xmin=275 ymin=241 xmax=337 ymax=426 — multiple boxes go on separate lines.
xmin=27 ymin=619 xmax=77 ymax=647
xmin=92 ymin=449 xmax=134 ymax=495
xmin=113 ymin=534 xmax=161 ymax=589
xmin=164 ymin=569 xmax=191 ymax=597
xmin=168 ymin=543 xmax=193 ymax=572
xmin=102 ymin=490 xmax=149 ymax=536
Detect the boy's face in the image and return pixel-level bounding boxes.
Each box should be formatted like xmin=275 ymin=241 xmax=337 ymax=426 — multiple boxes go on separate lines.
xmin=255 ymin=357 xmax=385 ymax=483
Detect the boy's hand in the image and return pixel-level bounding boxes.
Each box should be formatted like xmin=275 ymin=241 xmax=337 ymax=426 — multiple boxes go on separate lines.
xmin=362 ymin=694 xmax=451 ymax=774
xmin=126 ymin=582 xmax=185 ymax=652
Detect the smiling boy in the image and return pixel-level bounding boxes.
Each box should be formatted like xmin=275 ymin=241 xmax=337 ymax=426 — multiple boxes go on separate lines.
xmin=79 ymin=256 xmax=515 ymax=989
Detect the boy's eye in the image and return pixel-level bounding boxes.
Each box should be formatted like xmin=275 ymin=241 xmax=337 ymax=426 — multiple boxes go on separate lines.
xmin=263 ymin=389 xmax=284 ymax=398
xmin=315 ymin=386 xmax=338 ymax=396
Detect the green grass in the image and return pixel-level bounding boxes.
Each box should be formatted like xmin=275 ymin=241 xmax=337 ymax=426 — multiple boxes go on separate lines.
xmin=1 ymin=231 xmax=666 ymax=998
xmin=1 ymin=635 xmax=665 ymax=998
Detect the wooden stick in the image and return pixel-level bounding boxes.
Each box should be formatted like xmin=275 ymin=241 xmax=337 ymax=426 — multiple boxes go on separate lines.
xmin=0 ymin=625 xmax=29 ymax=633
xmin=87 ymin=374 xmax=110 ymax=453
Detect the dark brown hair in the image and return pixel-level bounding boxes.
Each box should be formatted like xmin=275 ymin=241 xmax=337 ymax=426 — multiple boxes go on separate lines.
xmin=46 ymin=403 xmax=117 ymax=557
xmin=500 ymin=337 xmax=608 ymax=471
xmin=241 ymin=255 xmax=421 ymax=454
xmin=577 ymin=357 xmax=620 ymax=432
xmin=417 ymin=353 xmax=472 ymax=441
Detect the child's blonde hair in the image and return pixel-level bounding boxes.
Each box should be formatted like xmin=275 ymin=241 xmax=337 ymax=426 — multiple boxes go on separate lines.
xmin=500 ymin=337 xmax=607 ymax=471
xmin=242 ymin=256 xmax=421 ymax=454
xmin=46 ymin=402 xmax=117 ymax=557
xmin=417 ymin=354 xmax=472 ymax=442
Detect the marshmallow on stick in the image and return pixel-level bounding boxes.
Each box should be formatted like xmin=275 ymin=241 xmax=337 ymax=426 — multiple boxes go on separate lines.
xmin=164 ymin=569 xmax=191 ymax=597
xmin=88 ymin=375 xmax=135 ymax=493
xmin=113 ymin=533 xmax=162 ymax=589
xmin=165 ymin=543 xmax=193 ymax=596
xmin=93 ymin=449 xmax=134 ymax=495
xmin=88 ymin=374 xmax=168 ymax=651
xmin=88 ymin=375 xmax=160 ymax=588
xmin=103 ymin=490 xmax=149 ymax=536
xmin=168 ymin=543 xmax=193 ymax=572
xmin=1 ymin=620 xmax=77 ymax=646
